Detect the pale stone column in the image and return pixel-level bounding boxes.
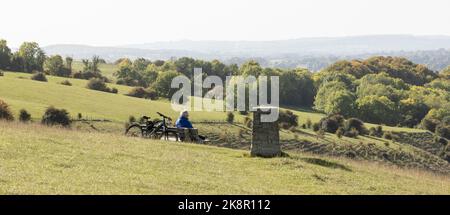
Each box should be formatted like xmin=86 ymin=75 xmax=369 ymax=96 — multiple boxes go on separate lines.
xmin=251 ymin=107 xmax=281 ymax=157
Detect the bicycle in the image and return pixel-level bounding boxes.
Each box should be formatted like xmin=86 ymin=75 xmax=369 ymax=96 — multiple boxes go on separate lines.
xmin=125 ymin=112 xmax=179 ymax=141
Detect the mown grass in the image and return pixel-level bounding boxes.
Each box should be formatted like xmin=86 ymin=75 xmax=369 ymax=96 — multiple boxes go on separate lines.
xmin=0 ymin=121 xmax=448 ymax=194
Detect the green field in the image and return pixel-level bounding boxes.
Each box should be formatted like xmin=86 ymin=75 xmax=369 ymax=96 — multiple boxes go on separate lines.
xmin=0 ymin=72 xmax=229 ymax=122
xmin=72 ymin=61 xmax=118 ymax=81
xmin=0 ymin=121 xmax=448 ymax=194
xmin=1 ymin=70 xmax=449 ymax=193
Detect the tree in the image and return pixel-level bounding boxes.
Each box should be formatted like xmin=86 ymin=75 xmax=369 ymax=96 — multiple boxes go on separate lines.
xmin=65 ymin=57 xmax=73 ymax=73
xmin=151 ymin=71 xmax=183 ymax=98
xmin=17 ymin=42 xmax=45 ymax=72
xmin=314 ymin=81 xmax=355 ymax=117
xmin=45 ymin=55 xmax=70 ymax=77
xmin=0 ymin=39 xmax=12 ymax=70
xmin=279 ymin=69 xmax=315 ymax=107
xmin=240 ymin=60 xmax=263 ymax=77
xmin=356 ymin=95 xmax=397 ymax=125
xmin=398 ymin=98 xmax=429 ymax=127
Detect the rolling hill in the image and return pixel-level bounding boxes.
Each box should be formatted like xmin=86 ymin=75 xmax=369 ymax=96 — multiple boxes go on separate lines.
xmin=0 ymin=71 xmax=449 ymax=194
xmin=0 ymin=121 xmax=449 ymax=194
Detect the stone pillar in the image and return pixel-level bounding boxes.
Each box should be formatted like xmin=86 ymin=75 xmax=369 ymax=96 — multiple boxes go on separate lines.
xmin=251 ymin=107 xmax=281 ymax=157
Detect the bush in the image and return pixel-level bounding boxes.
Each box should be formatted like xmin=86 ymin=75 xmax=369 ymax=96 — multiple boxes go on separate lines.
xmin=60 ymin=80 xmax=72 ymax=86
xmin=278 ymin=110 xmax=298 ymax=129
xmin=435 ymin=124 xmax=450 ymax=139
xmin=344 ymin=118 xmax=367 ymax=135
xmin=382 ymin=131 xmax=399 ymax=141
xmin=0 ymin=100 xmax=14 ymax=121
xmin=111 ymin=87 xmax=118 ymax=94
xmin=86 ymin=78 xmax=109 ymax=92
xmin=226 ymin=112 xmax=234 ymax=123
xmin=126 ymin=87 xmax=157 ymax=99
xmin=434 ymin=136 xmax=448 ymax=146
xmin=31 ymin=72 xmax=47 ymax=82
xmin=0 ymin=70 xmax=4 ymax=76
xmin=319 ymin=114 xmax=344 ymax=133
xmin=336 ymin=127 xmax=345 ymax=138
xmin=421 ymin=118 xmax=440 ymax=132
xmin=41 ymin=106 xmax=71 ymax=127
xmin=19 ymin=109 xmax=31 ymax=122
xmin=86 ymin=78 xmax=116 ymax=93
xmin=344 ymin=128 xmax=359 ymax=138
xmin=77 ymin=113 xmax=82 ymax=120
xmin=369 ymin=125 xmax=384 ymax=137
xmin=312 ymin=122 xmax=320 ymax=132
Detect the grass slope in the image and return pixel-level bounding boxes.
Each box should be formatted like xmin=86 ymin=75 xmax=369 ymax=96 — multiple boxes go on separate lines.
xmin=0 ymin=121 xmax=448 ymax=194
xmin=0 ymin=72 xmax=228 ymax=122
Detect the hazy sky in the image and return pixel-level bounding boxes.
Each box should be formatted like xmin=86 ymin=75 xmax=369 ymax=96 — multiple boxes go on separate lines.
xmin=1 ymin=0 xmax=450 ymax=47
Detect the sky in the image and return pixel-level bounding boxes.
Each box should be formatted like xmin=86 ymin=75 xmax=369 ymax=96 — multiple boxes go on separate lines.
xmin=1 ymin=0 xmax=450 ymax=47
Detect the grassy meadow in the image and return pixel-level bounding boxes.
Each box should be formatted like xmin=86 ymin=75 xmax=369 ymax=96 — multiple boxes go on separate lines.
xmin=0 ymin=121 xmax=449 ymax=194
xmin=1 ymin=70 xmax=449 ymax=194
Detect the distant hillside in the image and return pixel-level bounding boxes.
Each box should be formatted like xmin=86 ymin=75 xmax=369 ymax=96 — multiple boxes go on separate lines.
xmin=43 ymin=35 xmax=450 ymax=71
xmin=123 ymin=35 xmax=450 ymax=55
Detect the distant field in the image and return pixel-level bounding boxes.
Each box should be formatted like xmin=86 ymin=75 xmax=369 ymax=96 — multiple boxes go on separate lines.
xmin=72 ymin=61 xmax=118 ymax=81
xmin=0 ymin=121 xmax=448 ymax=194
xmin=0 ymin=71 xmax=229 ymax=122
xmin=0 ymin=71 xmax=427 ymax=132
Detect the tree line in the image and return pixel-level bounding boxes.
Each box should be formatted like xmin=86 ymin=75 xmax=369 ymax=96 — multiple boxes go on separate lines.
xmin=0 ymin=39 xmax=448 ymax=137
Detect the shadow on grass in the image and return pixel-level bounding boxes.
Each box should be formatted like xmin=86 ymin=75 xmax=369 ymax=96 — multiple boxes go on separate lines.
xmin=300 ymin=157 xmax=352 ymax=172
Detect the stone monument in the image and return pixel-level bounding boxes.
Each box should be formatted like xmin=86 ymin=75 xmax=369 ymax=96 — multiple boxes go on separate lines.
xmin=251 ymin=106 xmax=281 ymax=157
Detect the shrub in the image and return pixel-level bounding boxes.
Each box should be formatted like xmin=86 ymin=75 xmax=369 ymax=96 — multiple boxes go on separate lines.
xmin=312 ymin=122 xmax=320 ymax=132
xmin=111 ymin=87 xmax=118 ymax=94
xmin=383 ymin=131 xmax=393 ymax=140
xmin=344 ymin=128 xmax=359 ymax=138
xmin=77 ymin=113 xmax=82 ymax=120
xmin=344 ymin=118 xmax=367 ymax=135
xmin=60 ymin=80 xmax=72 ymax=86
xmin=0 ymin=70 xmax=4 ymax=76
xmin=301 ymin=124 xmax=306 ymax=129
xmin=319 ymin=114 xmax=344 ymax=133
xmin=86 ymin=78 xmax=109 ymax=92
xmin=278 ymin=110 xmax=298 ymax=129
xmin=434 ymin=136 xmax=448 ymax=146
xmin=31 ymin=72 xmax=47 ymax=82
xmin=369 ymin=126 xmax=384 ymax=137
xmin=435 ymin=124 xmax=450 ymax=139
xmin=0 ymin=100 xmax=14 ymax=121
xmin=336 ymin=127 xmax=345 ymax=138
xmin=19 ymin=109 xmax=31 ymax=122
xmin=421 ymin=118 xmax=440 ymax=132
xmin=41 ymin=106 xmax=71 ymax=127
xmin=369 ymin=127 xmax=377 ymax=136
xmin=127 ymin=87 xmax=157 ymax=100
xmin=226 ymin=112 xmax=234 ymax=123
xmin=376 ymin=125 xmax=383 ymax=135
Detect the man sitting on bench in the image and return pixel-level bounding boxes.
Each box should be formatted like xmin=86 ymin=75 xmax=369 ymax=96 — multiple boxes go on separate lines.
xmin=175 ymin=111 xmax=205 ymax=142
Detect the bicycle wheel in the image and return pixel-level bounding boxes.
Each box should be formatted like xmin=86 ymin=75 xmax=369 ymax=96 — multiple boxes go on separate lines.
xmin=125 ymin=124 xmax=143 ymax=137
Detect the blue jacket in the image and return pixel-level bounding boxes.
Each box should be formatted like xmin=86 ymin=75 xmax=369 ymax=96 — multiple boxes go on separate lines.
xmin=176 ymin=116 xmax=193 ymax=128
